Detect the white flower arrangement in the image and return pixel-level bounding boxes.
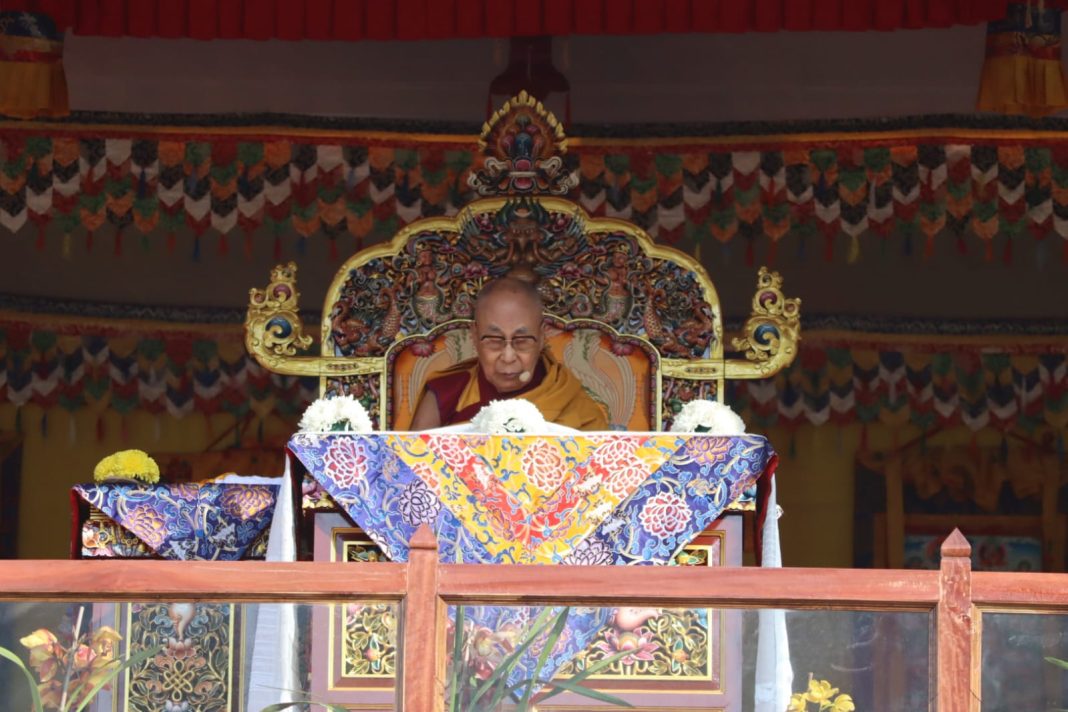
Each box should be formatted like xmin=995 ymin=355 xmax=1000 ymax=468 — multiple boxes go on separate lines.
xmin=469 ymin=399 xmax=547 ymax=434
xmin=669 ymin=399 xmax=746 ymax=435
xmin=298 ymin=395 xmax=374 ymax=433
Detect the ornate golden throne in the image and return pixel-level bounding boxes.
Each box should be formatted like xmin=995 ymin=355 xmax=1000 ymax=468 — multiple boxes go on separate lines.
xmin=247 ymin=92 xmax=799 ymax=434
xmin=245 ymin=92 xmax=800 ymax=709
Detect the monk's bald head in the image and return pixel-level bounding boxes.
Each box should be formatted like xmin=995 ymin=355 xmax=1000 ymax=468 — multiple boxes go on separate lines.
xmin=474 ymin=277 xmax=543 ymax=321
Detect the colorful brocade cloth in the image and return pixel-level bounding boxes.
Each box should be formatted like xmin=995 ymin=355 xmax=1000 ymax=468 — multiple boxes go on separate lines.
xmin=289 ymin=432 xmax=777 ymax=565
xmin=72 ymin=482 xmax=277 ymax=560
xmin=291 ymin=432 xmax=776 ymax=688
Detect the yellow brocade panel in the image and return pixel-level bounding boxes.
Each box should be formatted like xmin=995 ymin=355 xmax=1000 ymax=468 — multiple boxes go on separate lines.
xmin=389 ymin=433 xmax=682 ymax=564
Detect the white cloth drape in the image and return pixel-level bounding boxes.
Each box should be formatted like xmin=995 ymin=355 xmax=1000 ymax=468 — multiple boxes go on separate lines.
xmin=754 ymin=478 xmax=794 ymax=711
xmin=242 ymin=465 xmax=299 ymax=710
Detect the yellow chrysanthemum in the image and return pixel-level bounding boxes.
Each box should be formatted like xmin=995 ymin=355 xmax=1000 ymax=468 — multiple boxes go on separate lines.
xmin=829 ymin=693 xmax=856 ymax=712
xmin=806 ymin=679 xmax=838 ymax=702
xmin=93 ymin=449 xmax=160 ymax=484
xmin=790 ymin=675 xmax=853 ymax=711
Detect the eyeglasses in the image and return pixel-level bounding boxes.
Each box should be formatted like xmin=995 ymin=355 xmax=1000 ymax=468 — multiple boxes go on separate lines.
xmin=479 ymin=334 xmax=540 ymax=354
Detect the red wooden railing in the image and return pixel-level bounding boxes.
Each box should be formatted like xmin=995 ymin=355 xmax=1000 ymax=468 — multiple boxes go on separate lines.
xmin=2 ymin=527 xmax=1068 ymax=711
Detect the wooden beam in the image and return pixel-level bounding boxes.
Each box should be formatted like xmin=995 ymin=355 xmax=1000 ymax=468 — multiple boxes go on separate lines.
xmin=972 ymin=572 xmax=1068 ymax=609
xmin=0 ymin=560 xmax=407 ymax=601
xmin=438 ymin=564 xmax=941 ymax=609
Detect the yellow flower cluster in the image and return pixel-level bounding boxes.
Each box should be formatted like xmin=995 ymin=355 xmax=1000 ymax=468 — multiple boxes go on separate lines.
xmin=93 ymin=449 xmax=160 ymax=484
xmin=787 ymin=677 xmax=855 ymax=712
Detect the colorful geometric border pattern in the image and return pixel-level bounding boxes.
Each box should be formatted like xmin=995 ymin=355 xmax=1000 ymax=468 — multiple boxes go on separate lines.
xmin=0 ymin=309 xmax=317 ymax=423
xmin=2 ymin=310 xmax=1065 ymax=433
xmin=726 ymin=330 xmax=1068 ymax=434
xmin=6 ymin=114 xmax=1068 ymax=261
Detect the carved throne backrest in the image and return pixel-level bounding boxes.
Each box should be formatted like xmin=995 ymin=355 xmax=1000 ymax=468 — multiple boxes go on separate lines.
xmin=323 ymin=193 xmax=720 ymax=429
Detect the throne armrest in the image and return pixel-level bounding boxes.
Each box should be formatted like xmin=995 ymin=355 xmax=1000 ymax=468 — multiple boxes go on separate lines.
xmin=724 ymin=267 xmax=801 ymax=380
xmin=245 ymin=262 xmax=380 ymax=377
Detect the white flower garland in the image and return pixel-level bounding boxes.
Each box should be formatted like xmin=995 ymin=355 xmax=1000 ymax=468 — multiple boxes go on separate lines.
xmin=298 ymin=395 xmax=374 ymax=433
xmin=469 ymin=399 xmax=547 ymax=434
xmin=669 ymin=399 xmax=746 ymax=435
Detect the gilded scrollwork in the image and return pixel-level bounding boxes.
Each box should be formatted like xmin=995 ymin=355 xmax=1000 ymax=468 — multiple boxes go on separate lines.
xmin=469 ymin=90 xmax=576 ymax=197
xmin=245 ymin=262 xmax=313 ymax=368
xmin=245 ymin=262 xmax=383 ymax=378
xmin=725 ymin=266 xmax=801 ymax=380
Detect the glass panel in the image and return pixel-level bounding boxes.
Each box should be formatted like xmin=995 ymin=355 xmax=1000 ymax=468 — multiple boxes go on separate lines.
xmin=0 ymin=600 xmax=398 ymax=712
xmin=981 ymin=611 xmax=1068 ymax=711
xmin=442 ymin=604 xmax=932 ymax=712
xmin=766 ymin=609 xmax=932 ymax=712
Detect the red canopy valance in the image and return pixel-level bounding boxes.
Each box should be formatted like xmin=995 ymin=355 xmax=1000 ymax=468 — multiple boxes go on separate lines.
xmin=3 ymin=0 xmax=1010 ymax=41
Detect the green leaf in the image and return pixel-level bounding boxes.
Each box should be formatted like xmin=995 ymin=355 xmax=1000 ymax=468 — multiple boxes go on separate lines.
xmin=71 ymin=645 xmax=162 ymax=712
xmin=517 ymin=607 xmax=571 ymax=709
xmin=448 ymin=605 xmax=467 ymax=712
xmin=0 ymin=645 xmax=43 ymax=712
xmin=1046 ymin=656 xmax=1068 ymax=671
xmin=536 ymin=648 xmax=635 ymax=704
xmin=532 ymin=676 xmax=634 ymax=707
xmin=468 ymin=606 xmax=557 ymax=709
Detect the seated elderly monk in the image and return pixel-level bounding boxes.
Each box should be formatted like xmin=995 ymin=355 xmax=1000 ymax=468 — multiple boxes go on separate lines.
xmin=409 ymin=277 xmax=609 ymax=430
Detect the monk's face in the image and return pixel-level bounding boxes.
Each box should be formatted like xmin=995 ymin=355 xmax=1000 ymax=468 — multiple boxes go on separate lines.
xmin=472 ymin=292 xmax=544 ymax=394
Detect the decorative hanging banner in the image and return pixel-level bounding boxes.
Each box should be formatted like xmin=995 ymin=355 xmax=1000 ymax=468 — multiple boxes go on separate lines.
xmin=0 ymin=310 xmax=317 ymax=425
xmin=976 ymin=2 xmax=1068 ymax=117
xmin=5 ymin=116 xmax=1068 ymax=262
xmin=727 ymin=329 xmax=1068 ymax=434
xmin=1 ymin=308 xmax=1064 ymax=433
xmin=0 ymin=11 xmax=68 ymax=119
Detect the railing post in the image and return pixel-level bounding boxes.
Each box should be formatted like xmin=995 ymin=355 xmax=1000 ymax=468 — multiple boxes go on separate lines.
xmin=937 ymin=528 xmax=975 ymax=712
xmin=398 ymin=524 xmax=446 ymax=712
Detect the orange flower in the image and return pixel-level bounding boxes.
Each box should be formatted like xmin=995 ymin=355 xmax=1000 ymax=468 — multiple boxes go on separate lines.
xmin=20 ymin=628 xmax=61 ymax=670
xmin=91 ymin=626 xmax=123 ymax=664
xmin=72 ymin=643 xmax=96 ymax=670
